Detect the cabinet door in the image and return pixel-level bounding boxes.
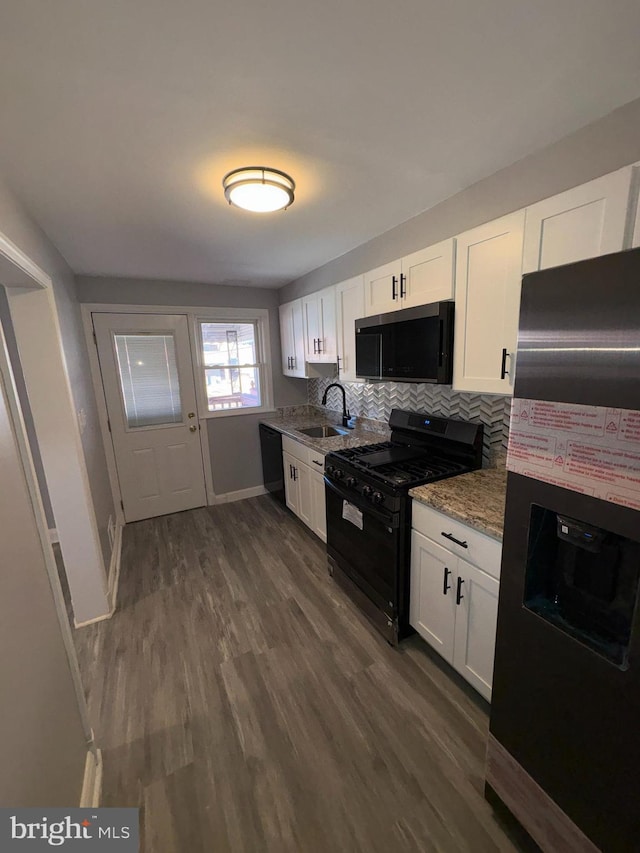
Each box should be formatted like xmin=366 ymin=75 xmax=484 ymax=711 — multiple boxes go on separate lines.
xmin=279 ymin=302 xmax=295 ymax=375
xmin=317 ymin=286 xmax=337 ymax=362
xmin=452 ymin=559 xmax=499 ymax=702
xmin=632 ymin=169 xmax=640 ymax=248
xmin=401 ymin=238 xmax=455 ymax=308
xmin=410 ymin=530 xmax=456 ymax=664
xmin=523 ymin=167 xmax=632 ymax=274
xmin=310 ymin=469 xmax=327 ymax=542
xmin=296 ymin=461 xmax=313 ymax=529
xmin=364 ymin=260 xmax=401 ymax=316
xmin=453 ymin=210 xmax=525 ymax=396
xmin=335 ymin=275 xmax=365 ymax=382
xmin=303 ymin=294 xmax=321 ymax=362
xmin=283 ymin=451 xmax=299 ymax=515
xmin=290 ymin=299 xmax=307 ymax=378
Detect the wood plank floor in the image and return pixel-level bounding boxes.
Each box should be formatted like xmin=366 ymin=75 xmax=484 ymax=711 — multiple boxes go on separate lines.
xmin=74 ymin=495 xmax=531 ymax=852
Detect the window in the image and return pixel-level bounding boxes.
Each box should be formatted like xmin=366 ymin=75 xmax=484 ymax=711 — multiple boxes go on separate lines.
xmin=198 ymin=320 xmax=264 ymax=413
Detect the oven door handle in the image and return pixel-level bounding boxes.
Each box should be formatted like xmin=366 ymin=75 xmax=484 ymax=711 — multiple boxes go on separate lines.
xmin=323 ymin=477 xmax=397 ymax=527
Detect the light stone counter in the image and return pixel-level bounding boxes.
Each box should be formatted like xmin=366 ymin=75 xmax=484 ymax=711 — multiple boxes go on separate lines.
xmin=260 ymin=406 xmax=389 ymax=454
xmin=409 ymin=466 xmax=507 ymax=541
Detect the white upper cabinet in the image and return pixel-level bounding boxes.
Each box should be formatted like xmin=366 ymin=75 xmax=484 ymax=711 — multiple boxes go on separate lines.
xmin=279 ymin=299 xmax=307 ymax=378
xmin=632 ymin=165 xmax=640 ymax=248
xmin=335 ymin=275 xmax=365 ymax=382
xmin=363 ymin=260 xmax=399 ymax=315
xmin=363 ymin=238 xmax=456 ymax=316
xmin=523 ymin=166 xmax=633 ymax=274
xmin=453 ymin=210 xmax=525 ymax=396
xmin=303 ymin=286 xmax=337 ymax=363
xmin=401 ymin=239 xmax=456 ymax=308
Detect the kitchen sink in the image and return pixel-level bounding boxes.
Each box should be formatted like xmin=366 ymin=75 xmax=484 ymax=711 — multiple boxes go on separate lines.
xmin=298 ymin=425 xmax=349 ymax=438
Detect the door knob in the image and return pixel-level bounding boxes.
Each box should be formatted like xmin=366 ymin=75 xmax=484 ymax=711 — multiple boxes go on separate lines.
xmin=189 ymin=425 xmax=197 ymax=432
xmin=188 ymin=412 xmax=196 ymax=418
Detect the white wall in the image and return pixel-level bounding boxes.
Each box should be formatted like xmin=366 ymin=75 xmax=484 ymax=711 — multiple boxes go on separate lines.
xmin=75 ymin=275 xmax=309 ymax=496
xmin=0 ymin=179 xmax=115 ymax=570
xmin=0 ymin=339 xmax=88 ymax=806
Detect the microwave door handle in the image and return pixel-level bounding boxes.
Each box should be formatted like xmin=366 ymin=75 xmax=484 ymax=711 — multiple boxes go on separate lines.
xmin=438 ymin=319 xmax=444 ymax=367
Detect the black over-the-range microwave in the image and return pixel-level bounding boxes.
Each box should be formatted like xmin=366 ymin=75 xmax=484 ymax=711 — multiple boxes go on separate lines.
xmin=355 ymin=301 xmax=454 ymax=383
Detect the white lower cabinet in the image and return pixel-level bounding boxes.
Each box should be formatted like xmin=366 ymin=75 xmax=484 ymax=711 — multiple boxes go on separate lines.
xmin=282 ymin=437 xmax=326 ymax=542
xmin=410 ymin=504 xmax=501 ymax=701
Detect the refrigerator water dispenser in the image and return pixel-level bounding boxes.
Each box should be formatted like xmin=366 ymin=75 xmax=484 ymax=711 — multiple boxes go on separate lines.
xmin=524 ymin=505 xmax=640 ymax=667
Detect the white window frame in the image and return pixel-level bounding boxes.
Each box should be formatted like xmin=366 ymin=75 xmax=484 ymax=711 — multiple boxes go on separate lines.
xmin=193 ymin=308 xmax=274 ymax=419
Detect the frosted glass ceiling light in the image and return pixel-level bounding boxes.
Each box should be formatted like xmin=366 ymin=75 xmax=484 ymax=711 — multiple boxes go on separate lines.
xmin=222 ymin=166 xmax=295 ymax=213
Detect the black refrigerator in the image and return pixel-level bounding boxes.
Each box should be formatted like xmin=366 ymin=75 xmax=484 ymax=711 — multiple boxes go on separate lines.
xmin=487 ymin=248 xmax=640 ymax=853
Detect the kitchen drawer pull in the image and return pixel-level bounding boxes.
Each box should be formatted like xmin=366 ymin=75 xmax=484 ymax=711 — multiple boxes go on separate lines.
xmin=392 ymin=275 xmax=398 ymax=300
xmin=500 ymin=347 xmax=509 ymax=379
xmin=442 ymin=566 xmax=451 ymax=595
xmin=456 ymin=577 xmax=464 ymax=605
xmin=312 ymin=460 xmax=323 ymax=467
xmin=441 ymin=531 xmax=468 ymax=548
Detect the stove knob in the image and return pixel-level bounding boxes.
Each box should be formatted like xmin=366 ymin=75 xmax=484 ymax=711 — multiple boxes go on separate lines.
xmin=334 ymin=468 xmax=344 ymax=480
xmin=371 ymin=491 xmax=384 ymax=505
xmin=361 ymin=485 xmax=373 ymax=498
xmin=326 ymin=465 xmax=335 ymax=476
xmin=345 ymin=476 xmax=357 ymax=488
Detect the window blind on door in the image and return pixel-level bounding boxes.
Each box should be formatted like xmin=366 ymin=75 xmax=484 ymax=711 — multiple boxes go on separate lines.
xmin=114 ymin=333 xmax=183 ymax=428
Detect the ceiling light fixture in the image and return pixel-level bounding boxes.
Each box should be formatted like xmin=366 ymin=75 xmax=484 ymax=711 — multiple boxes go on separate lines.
xmin=222 ymin=166 xmax=295 ymax=213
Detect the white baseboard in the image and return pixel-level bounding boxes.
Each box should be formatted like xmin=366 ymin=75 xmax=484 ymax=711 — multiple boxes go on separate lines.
xmin=74 ymin=610 xmax=113 ymax=629
xmin=79 ymin=748 xmax=102 ymax=808
xmin=48 ymin=528 xmax=59 ymax=544
xmin=74 ymin=520 xmax=123 ymax=628
xmin=211 ymin=485 xmax=267 ymax=505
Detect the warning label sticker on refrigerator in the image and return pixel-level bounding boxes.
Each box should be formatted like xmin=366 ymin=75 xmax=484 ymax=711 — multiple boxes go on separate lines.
xmin=507 ymin=399 xmax=640 ymax=510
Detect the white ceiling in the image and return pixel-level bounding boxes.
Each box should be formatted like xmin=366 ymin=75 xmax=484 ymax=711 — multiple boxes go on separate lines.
xmin=1 ymin=0 xmax=640 ymax=288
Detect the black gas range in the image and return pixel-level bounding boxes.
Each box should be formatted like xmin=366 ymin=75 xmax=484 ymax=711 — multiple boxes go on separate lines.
xmin=324 ymin=409 xmax=483 ymax=644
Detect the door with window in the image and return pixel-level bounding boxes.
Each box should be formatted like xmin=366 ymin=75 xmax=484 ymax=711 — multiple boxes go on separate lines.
xmin=93 ymin=313 xmax=207 ymax=522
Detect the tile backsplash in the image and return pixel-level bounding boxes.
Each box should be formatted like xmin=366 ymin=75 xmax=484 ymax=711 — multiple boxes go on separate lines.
xmin=308 ymin=376 xmax=510 ymax=465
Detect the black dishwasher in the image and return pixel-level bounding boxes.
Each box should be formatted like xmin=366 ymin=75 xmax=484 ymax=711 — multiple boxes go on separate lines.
xmin=259 ymin=424 xmax=285 ymax=504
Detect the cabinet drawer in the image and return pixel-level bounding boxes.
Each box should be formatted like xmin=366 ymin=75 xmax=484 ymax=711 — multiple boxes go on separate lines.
xmin=412 ymin=501 xmax=501 ymax=579
xmin=282 ymin=435 xmax=309 ymax=464
xmin=308 ymin=448 xmax=326 ymax=472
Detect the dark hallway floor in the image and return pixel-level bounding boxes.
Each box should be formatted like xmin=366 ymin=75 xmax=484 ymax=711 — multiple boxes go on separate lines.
xmin=73 ymin=495 xmax=530 ymax=852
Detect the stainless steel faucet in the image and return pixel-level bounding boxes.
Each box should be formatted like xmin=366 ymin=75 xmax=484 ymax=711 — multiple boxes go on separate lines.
xmin=321 ymin=383 xmax=354 ymax=429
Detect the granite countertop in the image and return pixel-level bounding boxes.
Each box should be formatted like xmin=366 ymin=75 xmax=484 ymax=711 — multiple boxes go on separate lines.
xmin=260 ymin=406 xmax=389 ymax=453
xmin=409 ymin=465 xmax=508 ymax=541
